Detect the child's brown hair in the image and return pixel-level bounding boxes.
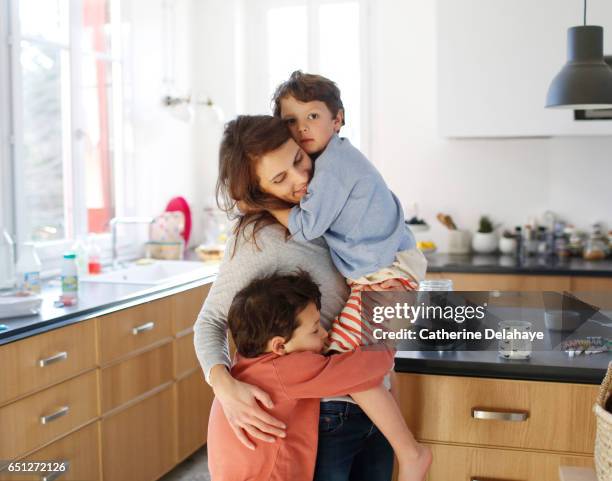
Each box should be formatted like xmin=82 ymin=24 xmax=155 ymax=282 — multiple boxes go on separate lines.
xmin=228 ymin=270 xmax=322 ymax=358
xmin=272 ymin=70 xmax=345 ymax=126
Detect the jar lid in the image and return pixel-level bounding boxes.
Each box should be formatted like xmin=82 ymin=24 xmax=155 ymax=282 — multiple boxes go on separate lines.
xmin=63 ymin=252 xmax=76 ymax=259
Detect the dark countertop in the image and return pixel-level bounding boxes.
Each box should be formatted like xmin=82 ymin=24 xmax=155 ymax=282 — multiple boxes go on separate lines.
xmin=426 ymin=253 xmax=612 ymax=277
xmin=394 ymin=350 xmax=609 ymax=385
xmin=0 ymin=273 xmax=217 ymax=346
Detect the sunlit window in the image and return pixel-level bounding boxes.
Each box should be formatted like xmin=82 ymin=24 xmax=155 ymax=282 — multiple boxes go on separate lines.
xmin=249 ymin=0 xmax=364 ymax=149
xmin=14 ymin=0 xmax=121 ymax=242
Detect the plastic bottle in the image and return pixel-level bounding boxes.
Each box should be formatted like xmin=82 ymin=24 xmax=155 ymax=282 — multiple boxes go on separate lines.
xmin=16 ymin=242 xmax=42 ymax=293
xmin=61 ymin=252 xmax=78 ymax=305
xmin=0 ymin=228 xmax=16 ymax=289
xmin=87 ymin=238 xmax=102 ymax=274
xmin=71 ymin=237 xmax=89 ymax=277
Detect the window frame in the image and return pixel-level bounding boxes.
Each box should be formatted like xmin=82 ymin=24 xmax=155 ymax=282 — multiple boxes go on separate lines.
xmin=3 ymin=0 xmax=132 ymax=273
xmin=238 ymin=0 xmax=372 ymax=157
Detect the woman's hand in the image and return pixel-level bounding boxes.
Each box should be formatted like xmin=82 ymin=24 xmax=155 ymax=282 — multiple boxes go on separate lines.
xmin=210 ymin=365 xmax=286 ymax=450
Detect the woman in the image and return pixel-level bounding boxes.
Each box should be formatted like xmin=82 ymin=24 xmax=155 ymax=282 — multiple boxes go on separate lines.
xmin=194 ymin=115 xmax=397 ymax=480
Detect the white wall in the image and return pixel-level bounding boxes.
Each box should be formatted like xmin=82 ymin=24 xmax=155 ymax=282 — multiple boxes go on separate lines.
xmin=370 ymin=0 xmax=612 ymax=250
xmin=124 ymin=0 xmax=200 ymax=243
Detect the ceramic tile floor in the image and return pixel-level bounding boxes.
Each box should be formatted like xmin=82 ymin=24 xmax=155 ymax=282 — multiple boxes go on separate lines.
xmin=159 ymin=447 xmax=211 ymax=481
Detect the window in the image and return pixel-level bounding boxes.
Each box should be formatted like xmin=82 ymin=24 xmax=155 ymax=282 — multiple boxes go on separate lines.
xmin=3 ymin=0 xmax=125 ymax=262
xmin=240 ymin=0 xmax=369 ymax=153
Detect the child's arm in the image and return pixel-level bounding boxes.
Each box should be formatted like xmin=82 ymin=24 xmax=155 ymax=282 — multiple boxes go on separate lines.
xmin=287 ymin=172 xmax=352 ymax=242
xmin=272 ymin=347 xmax=394 ymax=399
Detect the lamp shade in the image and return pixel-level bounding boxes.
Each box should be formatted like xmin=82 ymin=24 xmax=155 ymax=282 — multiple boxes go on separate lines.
xmin=546 ymin=26 xmax=612 ymax=109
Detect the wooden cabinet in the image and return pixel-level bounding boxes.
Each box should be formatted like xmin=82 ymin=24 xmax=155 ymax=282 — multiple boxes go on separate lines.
xmin=424 ymin=443 xmax=594 ymax=481
xmin=437 ymin=0 xmax=612 ymax=137
xmin=102 ymin=386 xmax=176 ymax=481
xmin=0 ymin=422 xmax=102 ymax=481
xmin=0 ymin=370 xmax=99 ymax=461
xmin=176 ymin=369 xmax=214 ymax=461
xmin=0 ymin=320 xmax=97 ymax=405
xmin=98 ymin=297 xmax=173 ymax=365
xmin=0 ymin=283 xmax=214 ymax=481
xmin=398 ymin=373 xmax=597 ymax=481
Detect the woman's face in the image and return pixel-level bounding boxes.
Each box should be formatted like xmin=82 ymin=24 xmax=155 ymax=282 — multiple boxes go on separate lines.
xmin=255 ymin=138 xmax=313 ymax=204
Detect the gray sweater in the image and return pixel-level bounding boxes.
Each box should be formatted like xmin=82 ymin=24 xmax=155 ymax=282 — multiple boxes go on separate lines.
xmin=193 ymin=223 xmax=349 ymax=383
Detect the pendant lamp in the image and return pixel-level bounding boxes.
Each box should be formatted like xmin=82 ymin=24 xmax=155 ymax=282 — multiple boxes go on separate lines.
xmin=545 ymin=0 xmax=612 ymax=109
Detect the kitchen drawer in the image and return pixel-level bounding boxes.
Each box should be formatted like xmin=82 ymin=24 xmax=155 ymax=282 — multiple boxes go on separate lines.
xmin=0 ymin=320 xmax=97 ymax=406
xmin=398 ymin=373 xmax=597 ymax=454
xmin=102 ymin=385 xmax=176 ymax=481
xmin=100 ymin=341 xmax=174 ymax=413
xmin=172 ymin=285 xmax=210 ymax=334
xmin=176 ymin=369 xmax=214 ymax=461
xmin=436 ymin=273 xmax=571 ymax=292
xmin=424 ymin=442 xmax=594 ymax=481
xmin=98 ymin=298 xmax=173 ymax=364
xmin=0 ymin=422 xmax=101 ymax=481
xmin=0 ymin=370 xmax=99 ymax=460
xmin=174 ymin=332 xmax=199 ymax=378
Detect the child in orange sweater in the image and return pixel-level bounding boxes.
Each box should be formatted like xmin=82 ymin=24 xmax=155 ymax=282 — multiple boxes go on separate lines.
xmin=207 ymin=271 xmax=397 ymax=481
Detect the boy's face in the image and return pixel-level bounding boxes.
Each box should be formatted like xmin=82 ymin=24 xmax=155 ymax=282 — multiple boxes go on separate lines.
xmin=282 ymin=302 xmax=328 ymax=354
xmin=279 ymin=96 xmax=343 ymax=155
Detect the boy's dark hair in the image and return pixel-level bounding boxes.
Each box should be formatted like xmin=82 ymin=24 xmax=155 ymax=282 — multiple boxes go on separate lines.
xmin=272 ymin=71 xmax=346 ymax=126
xmin=228 ymin=270 xmax=322 ymax=358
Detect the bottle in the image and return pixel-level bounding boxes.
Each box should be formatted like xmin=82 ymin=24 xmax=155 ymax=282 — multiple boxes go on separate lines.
xmin=87 ymin=237 xmax=102 ymax=275
xmin=71 ymin=237 xmax=89 ymax=277
xmin=0 ymin=228 xmax=16 ymax=289
xmin=61 ymin=252 xmax=79 ymax=305
xmin=16 ymin=242 xmax=42 ymax=293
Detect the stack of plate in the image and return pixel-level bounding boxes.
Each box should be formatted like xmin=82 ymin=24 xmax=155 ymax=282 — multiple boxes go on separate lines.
xmin=0 ymin=292 xmax=42 ymax=319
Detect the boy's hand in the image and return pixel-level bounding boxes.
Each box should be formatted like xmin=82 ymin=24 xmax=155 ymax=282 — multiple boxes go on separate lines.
xmin=210 ymin=365 xmax=286 ymax=450
xmin=362 ymin=278 xmax=411 ymax=292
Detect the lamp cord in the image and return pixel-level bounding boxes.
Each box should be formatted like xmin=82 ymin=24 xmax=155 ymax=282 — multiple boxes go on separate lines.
xmin=584 ymin=0 xmax=587 ymax=25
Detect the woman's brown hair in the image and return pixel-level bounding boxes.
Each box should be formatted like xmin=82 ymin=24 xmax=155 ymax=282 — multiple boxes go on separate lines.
xmin=216 ymin=115 xmax=295 ymax=251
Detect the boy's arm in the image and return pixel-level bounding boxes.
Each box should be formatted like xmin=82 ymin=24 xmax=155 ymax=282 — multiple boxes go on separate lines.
xmin=272 ymin=347 xmax=394 ymax=399
xmin=288 ymin=171 xmax=351 ymax=242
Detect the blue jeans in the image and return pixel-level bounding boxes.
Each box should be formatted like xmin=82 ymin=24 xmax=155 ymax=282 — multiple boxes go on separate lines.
xmin=313 ymin=401 xmax=394 ymax=481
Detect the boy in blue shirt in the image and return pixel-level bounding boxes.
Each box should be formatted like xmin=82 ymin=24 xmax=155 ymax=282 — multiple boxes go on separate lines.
xmin=262 ymin=71 xmax=431 ymax=481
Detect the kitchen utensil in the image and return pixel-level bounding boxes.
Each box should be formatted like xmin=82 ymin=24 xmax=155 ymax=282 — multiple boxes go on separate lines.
xmin=436 ymin=213 xmax=457 ymax=230
xmin=448 ymin=230 xmax=471 ymax=254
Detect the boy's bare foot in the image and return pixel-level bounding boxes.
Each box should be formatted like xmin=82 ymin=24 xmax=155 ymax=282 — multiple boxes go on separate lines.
xmin=397 ymin=443 xmax=432 ymax=481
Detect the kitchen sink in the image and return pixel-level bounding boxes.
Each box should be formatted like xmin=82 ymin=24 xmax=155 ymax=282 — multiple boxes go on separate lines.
xmin=80 ymin=260 xmax=218 ymax=286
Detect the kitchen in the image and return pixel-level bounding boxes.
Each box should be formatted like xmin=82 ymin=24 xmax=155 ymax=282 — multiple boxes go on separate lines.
xmin=1 ymin=1 xmax=612 ymax=480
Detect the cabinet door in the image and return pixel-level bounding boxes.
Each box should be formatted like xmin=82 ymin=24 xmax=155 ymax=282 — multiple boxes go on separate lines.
xmin=101 ymin=386 xmax=176 ymax=481
xmin=176 ymin=369 xmax=214 ymax=461
xmin=437 ymin=0 xmax=612 ymax=137
xmin=0 ymin=422 xmax=102 ymax=481
xmin=437 ymin=272 xmax=571 ymax=291
xmin=424 ymin=443 xmax=593 ymax=481
xmin=172 ymin=285 xmax=210 ymax=334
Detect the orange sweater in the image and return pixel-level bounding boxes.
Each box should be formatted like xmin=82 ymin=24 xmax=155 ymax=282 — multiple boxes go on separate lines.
xmin=207 ymin=347 xmax=394 ymax=481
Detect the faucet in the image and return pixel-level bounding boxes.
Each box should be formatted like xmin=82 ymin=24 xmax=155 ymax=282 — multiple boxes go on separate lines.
xmin=110 ymin=216 xmax=154 ymax=269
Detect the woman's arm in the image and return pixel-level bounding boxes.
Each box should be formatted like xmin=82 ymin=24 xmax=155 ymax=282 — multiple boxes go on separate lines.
xmin=193 ymin=231 xmax=287 ymax=448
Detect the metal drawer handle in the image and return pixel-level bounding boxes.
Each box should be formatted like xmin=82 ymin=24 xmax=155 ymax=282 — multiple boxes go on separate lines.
xmin=132 ymin=321 xmax=155 ymax=335
xmin=471 ymin=478 xmax=523 ymax=481
xmin=472 ymin=408 xmax=529 ymax=422
xmin=38 ymin=352 xmax=68 ymax=367
xmin=40 ymin=406 xmax=70 ymax=425
xmin=41 ymin=461 xmax=70 ymax=481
